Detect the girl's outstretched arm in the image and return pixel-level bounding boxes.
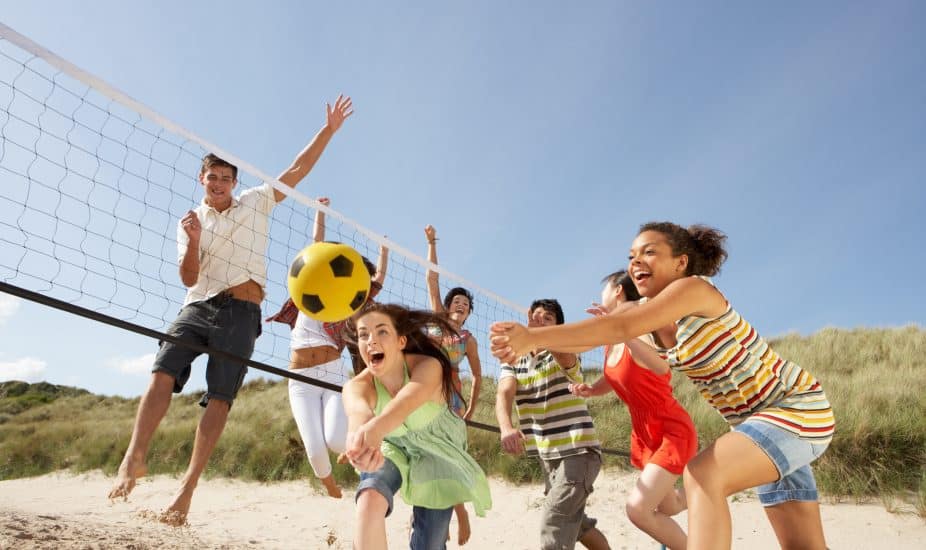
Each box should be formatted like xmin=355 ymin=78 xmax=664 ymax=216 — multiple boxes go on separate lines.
xmin=424 ymin=224 xmax=444 ymax=313
xmin=491 ymin=277 xmax=726 ymax=364
xmin=312 ymin=197 xmax=330 ymax=243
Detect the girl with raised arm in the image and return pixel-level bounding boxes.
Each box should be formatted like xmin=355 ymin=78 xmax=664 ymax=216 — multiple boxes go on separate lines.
xmin=266 ymin=197 xmax=386 ymax=498
xmin=491 ymin=222 xmax=834 ymax=550
xmin=343 ymin=303 xmax=491 ymax=550
xmin=423 ymin=224 xmax=482 ymax=420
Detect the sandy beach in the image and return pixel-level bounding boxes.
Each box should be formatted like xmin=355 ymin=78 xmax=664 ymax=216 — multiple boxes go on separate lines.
xmin=1 ymin=470 xmax=923 ymax=549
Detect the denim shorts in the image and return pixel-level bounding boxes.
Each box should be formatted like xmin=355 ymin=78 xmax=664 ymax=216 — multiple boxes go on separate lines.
xmin=734 ymin=419 xmax=829 ymax=506
xmin=356 ymin=458 xmax=453 ymax=550
xmin=450 ymin=390 xmax=465 ymax=414
xmin=153 ymin=291 xmax=261 ymax=408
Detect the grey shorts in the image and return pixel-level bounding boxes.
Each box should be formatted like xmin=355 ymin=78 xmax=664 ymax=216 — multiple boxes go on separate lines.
xmin=153 ymin=291 xmax=261 ymax=407
xmin=539 ymin=450 xmax=602 ymax=550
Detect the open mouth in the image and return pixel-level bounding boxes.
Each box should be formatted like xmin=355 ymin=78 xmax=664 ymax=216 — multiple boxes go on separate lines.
xmin=633 ymin=270 xmax=652 ymax=284
xmin=368 ymin=351 xmax=385 ymax=367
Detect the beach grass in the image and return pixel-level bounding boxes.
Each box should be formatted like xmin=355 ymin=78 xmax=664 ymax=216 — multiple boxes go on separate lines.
xmin=1 ymin=325 xmax=923 ymax=515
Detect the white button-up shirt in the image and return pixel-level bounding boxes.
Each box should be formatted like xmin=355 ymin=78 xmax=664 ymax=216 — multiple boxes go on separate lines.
xmin=177 ymin=183 xmax=276 ymax=306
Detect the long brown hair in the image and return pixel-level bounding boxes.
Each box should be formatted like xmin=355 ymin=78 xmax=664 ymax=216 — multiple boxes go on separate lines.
xmin=349 ymin=303 xmax=463 ymax=410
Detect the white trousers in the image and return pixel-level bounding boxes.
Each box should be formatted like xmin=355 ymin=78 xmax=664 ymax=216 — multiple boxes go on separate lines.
xmin=287 ymin=359 xmax=349 ymax=478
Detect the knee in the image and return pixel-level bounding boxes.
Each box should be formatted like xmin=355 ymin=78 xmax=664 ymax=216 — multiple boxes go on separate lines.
xmin=683 ymin=459 xmax=724 ymax=498
xmin=624 ymin=493 xmax=651 ymax=528
xmin=355 ymin=489 xmax=388 ymax=519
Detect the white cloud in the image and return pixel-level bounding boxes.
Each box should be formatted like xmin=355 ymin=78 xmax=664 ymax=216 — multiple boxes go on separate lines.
xmin=105 ymin=353 xmax=156 ymax=376
xmin=0 ymin=357 xmax=47 ymax=383
xmin=0 ymin=294 xmax=21 ymax=325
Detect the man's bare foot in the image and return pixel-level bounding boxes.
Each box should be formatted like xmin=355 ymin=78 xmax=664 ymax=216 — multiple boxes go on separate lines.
xmin=455 ymin=504 xmax=471 ymax=545
xmin=107 ymin=456 xmax=147 ymax=501
xmin=320 ymin=475 xmax=342 ymax=499
xmin=159 ymin=482 xmax=195 ymax=527
xmin=157 ymin=509 xmax=188 ymax=527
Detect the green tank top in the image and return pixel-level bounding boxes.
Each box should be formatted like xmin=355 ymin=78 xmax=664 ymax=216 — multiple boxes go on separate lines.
xmin=372 ymin=364 xmax=491 ymax=516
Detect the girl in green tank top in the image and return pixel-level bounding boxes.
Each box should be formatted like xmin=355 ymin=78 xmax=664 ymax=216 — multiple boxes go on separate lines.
xmin=343 ymin=303 xmax=491 ymax=550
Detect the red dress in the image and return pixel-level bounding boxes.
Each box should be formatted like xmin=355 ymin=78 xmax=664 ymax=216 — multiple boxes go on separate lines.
xmin=603 ymin=344 xmax=698 ymax=474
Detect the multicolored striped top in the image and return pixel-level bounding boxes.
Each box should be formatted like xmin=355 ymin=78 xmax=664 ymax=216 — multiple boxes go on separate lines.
xmin=657 ymin=278 xmax=835 ymax=443
xmin=499 ymin=351 xmax=601 ymax=459
xmin=427 ymin=326 xmax=472 ymax=370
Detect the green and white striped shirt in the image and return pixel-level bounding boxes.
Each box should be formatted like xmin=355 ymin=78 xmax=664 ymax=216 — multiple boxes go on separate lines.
xmin=499 ymin=351 xmax=601 ymax=460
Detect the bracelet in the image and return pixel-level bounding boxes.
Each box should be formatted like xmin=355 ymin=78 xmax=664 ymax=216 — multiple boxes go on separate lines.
xmin=428 ymin=238 xmax=438 ymax=244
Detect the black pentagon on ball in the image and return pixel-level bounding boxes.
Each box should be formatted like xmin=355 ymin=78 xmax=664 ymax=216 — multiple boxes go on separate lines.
xmin=328 ymin=254 xmax=354 ymax=277
xmin=289 ymin=254 xmax=305 ymax=278
xmin=302 ymin=294 xmax=324 ymax=314
xmin=350 ymin=290 xmax=368 ymax=311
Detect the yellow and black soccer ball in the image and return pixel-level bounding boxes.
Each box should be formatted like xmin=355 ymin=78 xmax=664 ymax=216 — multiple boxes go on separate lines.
xmin=287 ymin=242 xmax=371 ymax=322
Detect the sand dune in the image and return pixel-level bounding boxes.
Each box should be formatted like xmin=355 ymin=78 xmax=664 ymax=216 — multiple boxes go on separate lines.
xmin=1 ymin=470 xmax=923 ymax=549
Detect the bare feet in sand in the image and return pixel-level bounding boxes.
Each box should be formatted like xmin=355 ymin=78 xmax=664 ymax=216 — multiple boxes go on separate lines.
xmin=158 ymin=482 xmax=195 ymax=527
xmin=157 ymin=509 xmax=188 ymax=527
xmin=107 ymin=456 xmax=147 ymax=501
xmin=454 ymin=504 xmax=471 ymax=546
xmin=320 ymin=475 xmax=343 ymax=499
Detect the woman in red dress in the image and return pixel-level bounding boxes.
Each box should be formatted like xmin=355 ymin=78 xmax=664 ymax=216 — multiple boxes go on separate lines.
xmin=570 ymin=270 xmax=697 ymax=550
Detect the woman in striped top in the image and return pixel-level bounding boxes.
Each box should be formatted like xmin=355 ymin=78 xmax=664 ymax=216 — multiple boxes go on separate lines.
xmin=490 ymin=222 xmax=834 ymax=550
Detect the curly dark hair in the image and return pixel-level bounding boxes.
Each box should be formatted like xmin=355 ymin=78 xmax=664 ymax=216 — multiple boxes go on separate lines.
xmin=443 ymin=287 xmax=474 ymax=315
xmin=639 ymin=221 xmax=728 ymax=277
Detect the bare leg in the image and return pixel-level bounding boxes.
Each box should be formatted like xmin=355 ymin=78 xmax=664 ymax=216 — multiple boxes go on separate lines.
xmin=354 ymin=489 xmax=389 ymax=550
xmin=159 ymin=397 xmax=230 ymax=525
xmin=657 ymin=484 xmax=687 ymax=517
xmin=320 ymin=474 xmax=342 ymax=499
xmin=765 ymin=500 xmax=827 ymax=550
xmin=625 ymin=464 xmax=686 ymax=550
xmin=453 ymin=503 xmax=471 ymax=545
xmin=683 ymin=432 xmax=779 ymax=550
xmin=108 ymin=372 xmax=174 ymax=500
xmin=578 ymin=526 xmax=610 ymax=550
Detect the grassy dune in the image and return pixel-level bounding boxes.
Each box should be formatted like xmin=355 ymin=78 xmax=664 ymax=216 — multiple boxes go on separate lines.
xmin=1 ymin=326 xmax=923 ymax=515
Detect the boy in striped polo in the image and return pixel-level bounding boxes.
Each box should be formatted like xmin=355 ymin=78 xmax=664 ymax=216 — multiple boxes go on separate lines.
xmin=495 ymin=299 xmax=610 ymax=550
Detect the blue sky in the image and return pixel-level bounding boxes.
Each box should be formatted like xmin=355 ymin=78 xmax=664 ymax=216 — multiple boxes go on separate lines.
xmin=1 ymin=1 xmax=923 ymax=397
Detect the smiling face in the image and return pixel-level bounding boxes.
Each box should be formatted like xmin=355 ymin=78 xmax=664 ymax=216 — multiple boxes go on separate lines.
xmin=356 ymin=311 xmax=407 ymax=375
xmin=627 ymin=230 xmax=689 ymax=298
xmin=528 ymin=306 xmax=558 ymax=328
xmin=199 ymin=165 xmax=236 ymax=211
xmin=447 ymin=294 xmax=472 ymax=325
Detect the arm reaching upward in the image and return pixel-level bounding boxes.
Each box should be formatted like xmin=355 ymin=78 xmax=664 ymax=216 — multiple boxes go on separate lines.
xmin=312 ymin=197 xmax=330 ymax=243
xmin=424 ymin=224 xmax=444 ymax=313
xmin=274 ymin=95 xmax=353 ymax=203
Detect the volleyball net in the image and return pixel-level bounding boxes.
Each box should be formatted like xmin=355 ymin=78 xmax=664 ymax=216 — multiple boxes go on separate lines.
xmin=0 ymin=24 xmax=615 ymax=450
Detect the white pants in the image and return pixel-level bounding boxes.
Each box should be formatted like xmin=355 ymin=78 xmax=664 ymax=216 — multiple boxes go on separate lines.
xmin=287 ymin=359 xmax=350 ymax=478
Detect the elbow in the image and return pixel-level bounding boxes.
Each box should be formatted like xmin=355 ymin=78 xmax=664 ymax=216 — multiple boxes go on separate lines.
xmin=180 ymin=271 xmax=198 ymax=288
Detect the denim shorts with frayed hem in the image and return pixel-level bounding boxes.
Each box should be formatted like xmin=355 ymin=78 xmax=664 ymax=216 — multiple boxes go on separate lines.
xmin=355 ymin=458 xmax=453 ymax=550
xmin=734 ymin=419 xmax=829 ymax=506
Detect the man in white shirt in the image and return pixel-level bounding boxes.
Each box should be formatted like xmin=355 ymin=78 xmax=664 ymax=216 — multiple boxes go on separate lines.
xmin=108 ymin=95 xmax=353 ymax=524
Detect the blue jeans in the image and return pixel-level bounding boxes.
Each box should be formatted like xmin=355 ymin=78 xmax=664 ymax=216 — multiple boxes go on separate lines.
xmin=734 ymin=419 xmax=829 ymax=506
xmin=153 ymin=291 xmax=261 ymax=407
xmin=356 ymin=458 xmax=454 ymax=550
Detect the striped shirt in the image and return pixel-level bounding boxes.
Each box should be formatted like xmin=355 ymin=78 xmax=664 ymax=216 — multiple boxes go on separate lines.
xmin=659 ymin=279 xmax=835 ymax=443
xmin=499 ymin=351 xmax=601 ymax=460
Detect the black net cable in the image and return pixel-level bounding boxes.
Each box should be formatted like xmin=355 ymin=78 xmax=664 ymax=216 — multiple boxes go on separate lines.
xmin=0 ymin=281 xmax=628 ymax=458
